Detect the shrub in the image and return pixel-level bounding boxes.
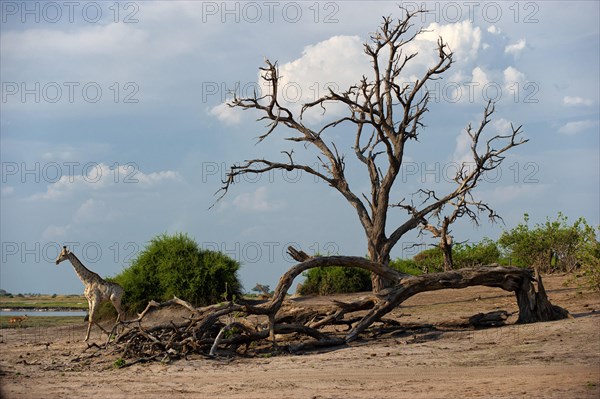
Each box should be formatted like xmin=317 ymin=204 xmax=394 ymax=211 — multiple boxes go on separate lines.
xmin=299 ymin=266 xmax=372 ymax=295
xmin=413 ymin=247 xmax=444 ymax=273
xmin=112 ymin=233 xmax=242 ymax=313
xmin=571 ymin=226 xmax=600 ymax=291
xmin=499 ymin=213 xmax=598 ymax=273
xmin=389 ymin=258 xmax=422 ymax=276
xmin=453 ymin=238 xmax=503 ymax=268
xmin=407 ymin=239 xmax=502 ymax=273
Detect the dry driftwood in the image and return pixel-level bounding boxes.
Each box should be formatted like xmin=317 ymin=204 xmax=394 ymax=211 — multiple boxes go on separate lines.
xmin=99 ymin=250 xmax=570 ymax=364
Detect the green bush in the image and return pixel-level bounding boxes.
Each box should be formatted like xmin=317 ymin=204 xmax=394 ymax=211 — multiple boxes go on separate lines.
xmin=413 ymin=247 xmax=445 ymax=273
xmin=453 ymin=238 xmax=503 ymax=268
xmin=298 ymin=258 xmax=424 ymax=296
xmin=112 ymin=233 xmax=242 ymax=313
xmin=499 ymin=213 xmax=598 ymax=273
xmin=406 ymin=239 xmax=502 ymax=273
xmin=299 ymin=266 xmax=372 ymax=295
xmin=389 ymin=258 xmax=422 ymax=276
xmin=576 ymin=235 xmax=600 ymax=291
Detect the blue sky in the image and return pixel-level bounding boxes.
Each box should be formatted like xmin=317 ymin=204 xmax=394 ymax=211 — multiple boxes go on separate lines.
xmin=1 ymin=1 xmax=598 ymax=294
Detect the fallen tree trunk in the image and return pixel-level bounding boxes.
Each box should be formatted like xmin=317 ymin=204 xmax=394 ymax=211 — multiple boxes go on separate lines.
xmin=102 ymin=254 xmax=570 ymax=362
xmin=345 ymin=264 xmax=570 ymax=341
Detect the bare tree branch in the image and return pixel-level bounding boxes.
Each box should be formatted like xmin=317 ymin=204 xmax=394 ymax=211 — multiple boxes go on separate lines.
xmin=213 ymin=8 xmax=527 ymax=292
xmin=102 ymin=256 xmax=569 ymax=362
xmin=386 ymin=101 xmax=527 ymax=256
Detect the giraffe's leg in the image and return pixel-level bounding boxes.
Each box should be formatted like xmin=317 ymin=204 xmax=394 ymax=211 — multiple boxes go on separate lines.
xmin=85 ymin=301 xmax=97 ymax=341
xmin=110 ymin=293 xmax=124 ymax=335
xmin=110 ymin=293 xmax=124 ymax=324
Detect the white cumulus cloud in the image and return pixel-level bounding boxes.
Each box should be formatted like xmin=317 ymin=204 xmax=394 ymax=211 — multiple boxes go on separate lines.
xmin=270 ymin=35 xmax=370 ymax=121
xmin=421 ymin=20 xmax=482 ymax=62
xmin=210 ymin=35 xmax=370 ymax=125
xmin=29 ymin=164 xmax=181 ymax=201
xmin=503 ymin=66 xmax=526 ymax=92
xmin=487 ymin=25 xmax=501 ymax=35
xmin=453 ymin=129 xmax=473 ymax=166
xmin=210 ymin=20 xmax=484 ymax=126
xmin=563 ymin=96 xmax=593 ymax=106
xmin=453 ymin=118 xmax=514 ymax=165
xmin=471 ymin=66 xmax=489 ymax=86
xmin=232 ymin=186 xmax=284 ymax=212
xmin=558 ymin=120 xmax=598 ymax=135
xmin=505 ymin=39 xmax=527 ymax=55
xmin=209 ymin=102 xmax=243 ymax=125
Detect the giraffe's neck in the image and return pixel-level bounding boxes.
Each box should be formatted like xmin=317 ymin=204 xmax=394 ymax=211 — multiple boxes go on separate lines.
xmin=67 ymin=252 xmax=101 ymax=286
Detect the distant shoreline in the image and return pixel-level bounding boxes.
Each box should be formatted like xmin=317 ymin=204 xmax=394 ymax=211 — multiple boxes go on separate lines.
xmin=1 ymin=307 xmax=86 ymax=312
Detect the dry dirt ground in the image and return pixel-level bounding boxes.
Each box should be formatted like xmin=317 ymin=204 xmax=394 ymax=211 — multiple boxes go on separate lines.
xmin=1 ymin=275 xmax=599 ymax=399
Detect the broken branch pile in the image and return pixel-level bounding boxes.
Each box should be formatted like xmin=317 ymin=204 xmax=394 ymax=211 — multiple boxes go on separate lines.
xmin=102 ymin=248 xmax=569 ymax=363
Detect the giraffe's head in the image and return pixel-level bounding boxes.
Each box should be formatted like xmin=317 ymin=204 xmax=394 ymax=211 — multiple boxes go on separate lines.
xmin=55 ymin=246 xmax=70 ymax=265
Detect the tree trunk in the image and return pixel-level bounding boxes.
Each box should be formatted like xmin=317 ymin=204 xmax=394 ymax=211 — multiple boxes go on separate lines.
xmin=369 ymin=245 xmax=391 ymax=293
xmin=442 ymin=243 xmax=453 ymax=271
xmin=515 ymin=268 xmax=571 ymax=323
xmin=440 ymin=226 xmax=453 ymax=271
xmin=346 ymin=264 xmax=571 ymax=341
xmin=371 ymin=274 xmax=387 ymax=293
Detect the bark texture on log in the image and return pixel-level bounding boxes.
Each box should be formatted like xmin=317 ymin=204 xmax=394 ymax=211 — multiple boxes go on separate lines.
xmin=515 ymin=269 xmax=572 ymax=323
xmin=101 ymin=256 xmax=569 ymax=363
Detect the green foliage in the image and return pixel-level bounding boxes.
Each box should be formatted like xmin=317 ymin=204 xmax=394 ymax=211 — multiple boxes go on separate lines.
xmin=296 ymin=238 xmax=501 ymax=295
xmin=113 ymin=233 xmax=242 ymax=313
xmin=293 ymin=214 xmax=599 ymax=296
xmin=95 ymin=297 xmax=118 ymax=321
xmin=499 ymin=213 xmax=598 ymax=274
xmin=297 ymin=239 xmax=504 ymax=295
xmin=404 ymin=239 xmax=502 ymax=273
xmin=389 ymin=258 xmax=422 ymax=275
xmin=412 ymin=247 xmax=445 ymax=273
xmin=452 ymin=238 xmax=503 ymax=268
xmin=113 ymin=358 xmax=126 ymax=369
xmin=299 ymin=266 xmax=372 ymax=295
xmin=572 ymin=226 xmax=600 ymax=291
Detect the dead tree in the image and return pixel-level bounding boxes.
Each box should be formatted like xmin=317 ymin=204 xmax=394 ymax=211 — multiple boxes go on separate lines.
xmin=216 ymin=8 xmax=528 ymax=292
xmin=420 ymin=193 xmax=503 ymax=271
xmin=89 ymin=9 xmax=570 ymax=367
xmin=420 ymin=220 xmax=454 ymax=271
xmin=101 ymin=249 xmax=569 ymax=363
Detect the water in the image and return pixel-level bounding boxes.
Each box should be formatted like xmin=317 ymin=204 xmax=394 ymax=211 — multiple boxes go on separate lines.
xmin=1 ymin=310 xmax=87 ymax=317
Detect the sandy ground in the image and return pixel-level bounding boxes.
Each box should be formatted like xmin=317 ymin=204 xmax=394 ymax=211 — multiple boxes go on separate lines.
xmin=1 ymin=274 xmax=599 ymax=399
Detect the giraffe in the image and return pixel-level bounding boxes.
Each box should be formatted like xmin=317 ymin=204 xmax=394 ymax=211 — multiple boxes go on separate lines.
xmin=55 ymin=246 xmax=124 ymax=341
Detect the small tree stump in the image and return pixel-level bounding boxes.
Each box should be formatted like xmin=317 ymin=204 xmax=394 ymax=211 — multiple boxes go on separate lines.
xmin=516 ymin=269 xmax=572 ymax=323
